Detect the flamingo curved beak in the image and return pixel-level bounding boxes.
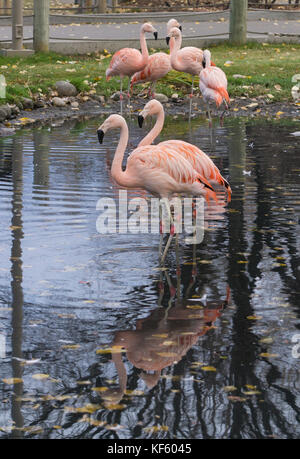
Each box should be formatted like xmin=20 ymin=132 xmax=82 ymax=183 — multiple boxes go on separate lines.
xmin=138 ymin=115 xmax=144 ymax=128
xmin=97 ymin=129 xmax=105 ymax=144
xmin=166 ymin=36 xmax=170 ymax=45
xmin=154 ymin=31 xmax=158 ymax=40
xmin=179 ymin=25 xmax=182 ymax=31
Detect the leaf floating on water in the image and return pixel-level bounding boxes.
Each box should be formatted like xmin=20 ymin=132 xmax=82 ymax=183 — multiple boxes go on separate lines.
xmin=259 ymin=337 xmax=273 ymax=344
xmin=228 ymin=396 xmax=247 ymax=402
xmin=201 ymin=366 xmax=217 ymax=372
xmin=65 ymin=404 xmax=101 ymax=414
xmin=104 ymin=403 xmax=126 ymax=410
xmin=2 ymin=378 xmax=23 ymax=384
xmin=31 ymin=373 xmax=50 ymax=380
xmin=78 ymin=415 xmax=106 ymax=427
xmin=125 ymin=390 xmax=145 ymax=396
xmin=190 ymin=362 xmax=205 ymax=367
xmin=9 ymin=226 xmax=22 ymax=231
xmin=246 ymin=315 xmax=263 ymax=320
xmin=56 ymin=313 xmax=76 ymax=319
xmin=62 ymin=344 xmax=81 ymax=350
xmin=96 ymin=345 xmax=125 ymax=355
xmin=223 ymin=385 xmax=238 ymax=393
xmin=243 ymin=390 xmax=262 ymax=395
xmin=143 ymin=425 xmax=169 ymax=433
xmin=92 ymin=386 xmax=108 ymax=392
xmin=259 ymin=353 xmax=279 ymax=358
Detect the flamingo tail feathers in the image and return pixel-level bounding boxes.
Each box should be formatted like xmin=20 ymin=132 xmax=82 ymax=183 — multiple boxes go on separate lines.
xmin=217 ymin=87 xmax=230 ymax=104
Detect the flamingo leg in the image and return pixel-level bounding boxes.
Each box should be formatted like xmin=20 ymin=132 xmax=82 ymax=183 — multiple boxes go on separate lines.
xmin=127 ymin=79 xmax=131 ymax=113
xmin=188 ymin=76 xmax=195 ymax=119
xmin=206 ymin=103 xmax=212 ymax=128
xmin=159 ymin=202 xmax=163 ymax=258
xmin=119 ymin=78 xmax=123 ymax=115
xmin=160 ymin=198 xmax=175 ymax=265
xmin=220 ymin=100 xmax=229 ymax=122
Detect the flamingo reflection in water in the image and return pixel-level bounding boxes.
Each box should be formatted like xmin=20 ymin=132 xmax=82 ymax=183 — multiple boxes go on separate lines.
xmin=99 ymin=265 xmax=230 ymax=405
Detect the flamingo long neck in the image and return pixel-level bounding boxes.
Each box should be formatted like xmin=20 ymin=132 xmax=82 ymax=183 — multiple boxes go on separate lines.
xmin=138 ymin=109 xmax=164 ymax=147
xmin=169 ymin=37 xmax=175 ymax=53
xmin=170 ymin=34 xmax=185 ymax=72
xmin=205 ymin=53 xmax=211 ymax=68
xmin=111 ymin=120 xmax=134 ymax=188
xmin=140 ymin=28 xmax=149 ymax=67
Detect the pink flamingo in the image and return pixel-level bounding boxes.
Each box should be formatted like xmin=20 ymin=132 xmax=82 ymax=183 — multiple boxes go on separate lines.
xmin=106 ymin=23 xmax=158 ymax=111
xmin=97 ymin=114 xmax=217 ymax=261
xmin=199 ymin=49 xmax=230 ymax=121
xmin=137 ymin=99 xmax=232 ymax=201
xmin=166 ymin=26 xmax=204 ymax=100
xmin=130 ymin=19 xmax=181 ymax=99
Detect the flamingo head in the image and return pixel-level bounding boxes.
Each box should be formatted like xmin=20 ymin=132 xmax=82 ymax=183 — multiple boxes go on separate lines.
xmin=97 ymin=114 xmax=125 ymax=144
xmin=166 ymin=26 xmax=181 ymax=45
xmin=138 ymin=99 xmax=164 ymax=128
xmin=167 ymin=18 xmax=182 ymax=33
xmin=202 ymin=49 xmax=212 ymax=69
xmin=141 ymin=22 xmax=158 ymax=40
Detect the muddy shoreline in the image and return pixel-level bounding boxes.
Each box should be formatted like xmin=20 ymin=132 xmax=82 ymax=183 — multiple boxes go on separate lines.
xmin=0 ymin=95 xmax=299 ymax=136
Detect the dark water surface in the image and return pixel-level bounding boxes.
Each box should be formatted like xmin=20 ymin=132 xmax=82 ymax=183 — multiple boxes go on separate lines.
xmin=0 ymin=114 xmax=299 ymax=439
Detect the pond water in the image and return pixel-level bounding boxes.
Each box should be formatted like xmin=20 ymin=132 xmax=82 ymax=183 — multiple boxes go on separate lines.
xmin=0 ymin=114 xmax=299 ymax=439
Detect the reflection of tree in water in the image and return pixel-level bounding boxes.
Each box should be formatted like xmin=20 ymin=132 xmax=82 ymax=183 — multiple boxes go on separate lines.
xmin=227 ymin=120 xmax=300 ymax=439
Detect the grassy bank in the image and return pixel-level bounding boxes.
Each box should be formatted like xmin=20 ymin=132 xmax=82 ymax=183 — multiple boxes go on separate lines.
xmin=0 ymin=42 xmax=299 ymax=107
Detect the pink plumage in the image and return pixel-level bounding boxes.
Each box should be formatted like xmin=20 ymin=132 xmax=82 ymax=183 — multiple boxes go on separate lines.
xmin=105 ymin=23 xmax=158 ymax=106
xmin=130 ymin=19 xmax=181 ymax=98
xmin=137 ymin=99 xmax=231 ymax=201
xmin=130 ymin=52 xmax=171 ymax=96
xmin=167 ymin=27 xmax=203 ymax=76
xmin=97 ymin=114 xmax=217 ymax=203
xmin=199 ymin=49 xmax=230 ymax=109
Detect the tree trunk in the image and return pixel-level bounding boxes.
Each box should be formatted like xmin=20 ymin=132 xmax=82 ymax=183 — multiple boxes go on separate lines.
xmin=229 ymin=0 xmax=248 ymax=45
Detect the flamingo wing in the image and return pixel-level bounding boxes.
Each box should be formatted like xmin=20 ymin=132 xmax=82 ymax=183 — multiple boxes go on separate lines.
xmin=200 ymin=67 xmax=227 ymax=90
xmin=106 ymin=48 xmax=143 ymax=79
xmin=177 ymin=47 xmax=203 ymax=74
xmin=131 ymin=53 xmax=171 ymax=86
xmin=159 ymin=140 xmax=231 ymax=201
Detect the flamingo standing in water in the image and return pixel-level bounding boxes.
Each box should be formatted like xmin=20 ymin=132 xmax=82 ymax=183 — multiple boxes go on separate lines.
xmin=106 ymin=23 xmax=158 ymax=112
xmin=130 ymin=19 xmax=182 ymax=99
xmin=199 ymin=49 xmax=230 ymax=121
xmin=166 ymin=26 xmax=204 ymax=101
xmin=97 ymin=114 xmax=217 ymax=261
xmin=137 ymin=99 xmax=232 ymax=201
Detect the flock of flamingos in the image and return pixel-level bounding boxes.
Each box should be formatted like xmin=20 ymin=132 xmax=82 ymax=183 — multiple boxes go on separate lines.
xmin=97 ymin=19 xmax=232 ymax=262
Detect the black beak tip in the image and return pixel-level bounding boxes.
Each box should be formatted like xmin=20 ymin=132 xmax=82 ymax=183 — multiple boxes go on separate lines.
xmin=179 ymin=25 xmax=182 ymax=31
xmin=97 ymin=129 xmax=104 ymax=144
xmin=138 ymin=115 xmax=144 ymax=128
xmin=154 ymin=31 xmax=158 ymax=40
xmin=166 ymin=36 xmax=170 ymax=45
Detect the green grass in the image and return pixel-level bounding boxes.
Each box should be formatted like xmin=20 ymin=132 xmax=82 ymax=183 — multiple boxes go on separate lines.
xmin=0 ymin=42 xmax=299 ymax=107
